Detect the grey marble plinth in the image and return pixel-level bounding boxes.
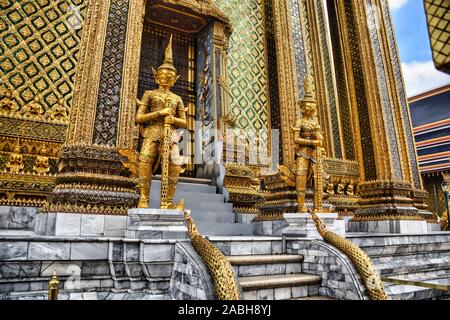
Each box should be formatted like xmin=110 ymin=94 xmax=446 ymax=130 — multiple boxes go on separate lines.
xmin=252 ymin=220 xmax=288 ymax=236
xmin=427 ymin=222 xmax=442 ymax=232
xmin=348 ymin=219 xmax=428 ymax=234
xmin=126 ymin=208 xmax=188 ymax=240
xmin=236 ymin=213 xmax=257 ymax=224
xmin=34 ymin=212 xmax=127 ymax=237
xmin=282 ymin=212 xmax=345 ymax=239
xmin=0 ymin=206 xmax=38 ymax=230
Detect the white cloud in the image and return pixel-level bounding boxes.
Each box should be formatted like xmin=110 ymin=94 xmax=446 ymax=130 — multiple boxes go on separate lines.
xmin=389 ymin=0 xmax=408 ymax=10
xmin=401 ymin=60 xmax=450 ymax=97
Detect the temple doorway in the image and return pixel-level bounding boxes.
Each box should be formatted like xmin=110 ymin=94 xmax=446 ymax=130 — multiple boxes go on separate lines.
xmin=137 ymin=1 xmax=208 ymax=177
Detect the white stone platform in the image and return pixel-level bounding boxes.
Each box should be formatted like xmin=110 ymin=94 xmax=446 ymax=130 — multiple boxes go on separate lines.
xmin=126 ymin=208 xmax=188 ymax=240
xmin=252 ymin=220 xmax=288 ymax=236
xmin=34 ymin=212 xmax=127 ymax=237
xmin=282 ymin=212 xmax=345 ymax=239
xmin=348 ymin=220 xmax=428 ymax=234
xmin=34 ymin=208 xmax=189 ymax=240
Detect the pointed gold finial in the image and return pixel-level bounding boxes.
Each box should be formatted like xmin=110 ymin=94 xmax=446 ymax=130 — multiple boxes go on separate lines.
xmin=157 ymin=34 xmax=176 ymax=73
xmin=304 ymin=74 xmax=316 ymax=101
xmin=48 ymin=270 xmax=59 ymax=300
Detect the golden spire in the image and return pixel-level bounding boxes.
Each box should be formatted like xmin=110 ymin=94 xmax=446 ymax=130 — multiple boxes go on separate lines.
xmin=157 ymin=34 xmax=176 ymax=72
xmin=304 ymin=74 xmax=316 ymax=102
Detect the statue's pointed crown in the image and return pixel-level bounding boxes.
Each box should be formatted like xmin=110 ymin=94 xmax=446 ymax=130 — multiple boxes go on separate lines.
xmin=298 ymin=74 xmax=317 ymax=117
xmin=157 ymin=34 xmax=177 ymax=73
xmin=303 ymin=74 xmax=316 ymax=102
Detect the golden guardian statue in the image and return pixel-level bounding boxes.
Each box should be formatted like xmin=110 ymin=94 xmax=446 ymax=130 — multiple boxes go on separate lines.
xmin=293 ymin=77 xmax=324 ymax=213
xmin=135 ymin=35 xmax=187 ymax=209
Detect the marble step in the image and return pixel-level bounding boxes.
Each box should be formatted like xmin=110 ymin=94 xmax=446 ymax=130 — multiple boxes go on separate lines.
xmin=182 ymin=203 xmax=234 ymax=215
xmin=228 ymin=255 xmax=303 ymax=277
xmin=347 ymin=233 xmax=450 ymax=257
xmin=196 ymin=222 xmax=253 ymax=236
xmin=381 ymin=269 xmax=450 ymax=282
xmin=242 ymin=283 xmax=320 ymax=300
xmin=227 ymin=254 xmax=304 ymax=266
xmin=150 ymin=179 xmax=217 ymax=195
xmin=208 ymin=237 xmax=284 ymax=256
xmin=233 ymin=262 xmax=303 ymax=277
xmin=175 ymin=192 xmax=226 ymax=203
xmin=152 ymin=175 xmax=211 ymax=185
xmin=384 ymin=276 xmax=450 ymax=300
xmin=240 ymin=273 xmax=321 ymax=300
xmin=239 ymin=273 xmax=321 ymax=291
xmin=375 ymin=256 xmax=450 ymax=277
xmin=190 ymin=210 xmax=236 ymax=224
xmin=363 ymin=244 xmax=450 ymax=258
xmin=150 ymin=191 xmax=226 ymax=204
xmin=371 ymin=250 xmax=450 ymax=264
xmin=291 ymin=296 xmax=337 ymax=300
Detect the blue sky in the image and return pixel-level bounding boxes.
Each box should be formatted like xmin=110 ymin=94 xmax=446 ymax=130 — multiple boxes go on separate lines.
xmin=389 ymin=0 xmax=450 ymax=97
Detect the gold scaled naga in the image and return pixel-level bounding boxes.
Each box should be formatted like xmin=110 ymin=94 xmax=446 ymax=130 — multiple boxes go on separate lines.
xmin=293 ymin=76 xmax=324 ymax=213
xmin=309 ymin=210 xmax=388 ymax=300
xmin=135 ymin=35 xmax=187 ymax=209
xmin=184 ymin=211 xmax=241 ymax=300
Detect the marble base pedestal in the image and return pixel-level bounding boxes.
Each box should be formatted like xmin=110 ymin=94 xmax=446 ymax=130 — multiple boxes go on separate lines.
xmin=427 ymin=222 xmax=442 ymax=232
xmin=126 ymin=208 xmax=188 ymax=240
xmin=34 ymin=212 xmax=127 ymax=237
xmin=252 ymin=220 xmax=288 ymax=236
xmin=282 ymin=212 xmax=345 ymax=239
xmin=348 ymin=220 xmax=428 ymax=234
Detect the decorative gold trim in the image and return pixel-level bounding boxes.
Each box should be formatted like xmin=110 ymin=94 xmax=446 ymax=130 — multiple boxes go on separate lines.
xmin=66 ymin=0 xmax=110 ymax=146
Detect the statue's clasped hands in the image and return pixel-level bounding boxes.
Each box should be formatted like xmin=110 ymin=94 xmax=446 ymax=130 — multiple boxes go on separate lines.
xmin=311 ymin=139 xmax=323 ymax=148
xmin=160 ymin=107 xmax=176 ymax=125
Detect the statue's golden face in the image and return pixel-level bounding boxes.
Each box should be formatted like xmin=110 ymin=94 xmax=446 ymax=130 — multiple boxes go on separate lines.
xmin=155 ymin=68 xmax=177 ymax=88
xmin=302 ymin=102 xmax=315 ymax=117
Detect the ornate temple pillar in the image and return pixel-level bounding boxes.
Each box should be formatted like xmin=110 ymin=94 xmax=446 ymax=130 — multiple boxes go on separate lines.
xmin=270 ymin=0 xmax=347 ymax=165
xmin=269 ymin=0 xmax=298 ymax=169
xmin=43 ymin=0 xmax=146 ymax=221
xmin=343 ymin=0 xmax=430 ymax=232
xmin=269 ymin=0 xmax=430 ymax=232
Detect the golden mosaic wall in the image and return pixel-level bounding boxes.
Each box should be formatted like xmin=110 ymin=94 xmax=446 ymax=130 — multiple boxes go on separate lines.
xmin=424 ymin=0 xmax=450 ymax=74
xmin=214 ymin=0 xmax=270 ymax=133
xmin=0 ymin=0 xmax=87 ymax=110
xmin=0 ymin=0 xmax=87 ymax=206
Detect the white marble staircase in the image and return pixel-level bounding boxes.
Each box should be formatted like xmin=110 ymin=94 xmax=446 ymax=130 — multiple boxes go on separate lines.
xmin=210 ymin=236 xmax=324 ymax=300
xmin=348 ymin=233 xmax=450 ymax=300
xmin=149 ymin=177 xmax=252 ymax=236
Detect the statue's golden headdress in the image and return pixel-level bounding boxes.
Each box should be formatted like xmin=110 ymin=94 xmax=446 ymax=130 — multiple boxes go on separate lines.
xmin=157 ymin=34 xmax=176 ymax=73
xmin=303 ymin=74 xmax=316 ymax=103
xmin=295 ymin=74 xmax=317 ymax=121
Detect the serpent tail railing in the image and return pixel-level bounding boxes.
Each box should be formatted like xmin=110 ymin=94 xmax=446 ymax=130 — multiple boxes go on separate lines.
xmin=184 ymin=210 xmax=241 ymax=300
xmin=310 ymin=211 xmax=388 ymax=300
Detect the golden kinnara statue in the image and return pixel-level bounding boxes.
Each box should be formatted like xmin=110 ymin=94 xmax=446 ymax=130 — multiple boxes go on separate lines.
xmin=33 ymin=146 xmax=50 ymax=175
xmin=293 ymin=76 xmax=324 ymax=213
xmin=0 ymin=89 xmax=18 ymax=115
xmin=48 ymin=99 xmax=70 ymax=123
xmin=6 ymin=143 xmax=24 ymax=174
xmin=135 ymin=35 xmax=187 ymax=209
xmin=21 ymin=96 xmax=44 ymax=119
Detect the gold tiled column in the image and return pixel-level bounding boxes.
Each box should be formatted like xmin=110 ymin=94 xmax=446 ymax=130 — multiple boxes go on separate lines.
xmin=45 ymin=0 xmax=144 ymax=215
xmin=346 ymin=0 xmax=431 ymax=227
